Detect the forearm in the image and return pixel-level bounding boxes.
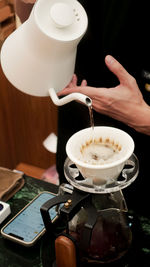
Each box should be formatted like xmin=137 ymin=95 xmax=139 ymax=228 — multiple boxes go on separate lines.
xmin=127 ymin=104 xmax=150 ymax=135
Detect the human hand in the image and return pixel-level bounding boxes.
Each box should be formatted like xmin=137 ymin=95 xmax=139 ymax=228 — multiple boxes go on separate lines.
xmin=58 ymin=55 xmax=150 ymax=133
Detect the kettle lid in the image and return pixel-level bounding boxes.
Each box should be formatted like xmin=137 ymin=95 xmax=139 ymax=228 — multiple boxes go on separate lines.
xmin=34 ymin=0 xmax=88 ymax=41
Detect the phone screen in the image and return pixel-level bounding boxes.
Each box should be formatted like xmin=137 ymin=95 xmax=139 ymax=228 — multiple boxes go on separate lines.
xmin=2 ymin=192 xmax=58 ymax=243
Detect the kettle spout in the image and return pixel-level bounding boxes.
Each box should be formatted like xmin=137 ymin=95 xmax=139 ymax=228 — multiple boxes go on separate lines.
xmin=49 ymin=88 xmax=92 ymax=106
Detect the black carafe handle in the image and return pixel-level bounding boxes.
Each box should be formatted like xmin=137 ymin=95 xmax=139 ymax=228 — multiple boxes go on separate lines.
xmin=40 ymin=194 xmax=70 ymax=234
xmin=40 ymin=190 xmax=90 ymax=235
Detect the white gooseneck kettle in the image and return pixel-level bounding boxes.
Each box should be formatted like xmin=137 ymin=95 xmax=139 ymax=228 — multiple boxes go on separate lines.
xmin=0 ymin=0 xmax=91 ymax=106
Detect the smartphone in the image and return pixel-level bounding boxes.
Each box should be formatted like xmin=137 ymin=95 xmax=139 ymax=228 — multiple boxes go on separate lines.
xmin=1 ymin=191 xmax=60 ymax=247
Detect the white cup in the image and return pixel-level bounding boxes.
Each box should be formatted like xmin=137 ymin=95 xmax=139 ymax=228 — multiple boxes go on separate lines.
xmin=66 ymin=126 xmax=134 ymax=185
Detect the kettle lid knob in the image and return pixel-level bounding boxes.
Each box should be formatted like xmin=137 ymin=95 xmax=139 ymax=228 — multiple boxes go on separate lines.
xmin=50 ymin=2 xmax=74 ymax=28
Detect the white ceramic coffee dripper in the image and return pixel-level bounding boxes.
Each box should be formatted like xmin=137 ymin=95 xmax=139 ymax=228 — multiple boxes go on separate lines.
xmin=66 ymin=126 xmax=135 ymax=186
xmin=0 ymin=0 xmax=91 ymax=106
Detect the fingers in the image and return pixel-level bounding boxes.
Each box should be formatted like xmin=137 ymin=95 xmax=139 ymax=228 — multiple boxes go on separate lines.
xmin=58 ymin=76 xmax=87 ymax=96
xmin=71 ymin=75 xmax=87 ymax=87
xmin=58 ymin=85 xmax=106 ymax=99
xmin=71 ymin=74 xmax=78 ymax=86
xmin=81 ymin=79 xmax=87 ymax=86
xmin=66 ymin=74 xmax=87 ymax=88
xmin=58 ymin=85 xmax=86 ymax=96
xmin=105 ymin=55 xmax=133 ymax=85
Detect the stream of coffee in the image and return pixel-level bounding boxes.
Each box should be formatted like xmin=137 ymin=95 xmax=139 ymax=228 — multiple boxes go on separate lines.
xmin=88 ymin=104 xmax=94 ymax=130
xmin=85 ymin=104 xmax=120 ymax=165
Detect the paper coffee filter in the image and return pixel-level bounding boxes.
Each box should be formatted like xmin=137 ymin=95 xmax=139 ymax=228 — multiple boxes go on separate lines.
xmin=66 ymin=126 xmax=135 ymax=169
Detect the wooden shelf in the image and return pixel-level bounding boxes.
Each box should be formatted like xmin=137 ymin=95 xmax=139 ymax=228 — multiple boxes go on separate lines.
xmin=0 ymin=0 xmax=16 ymax=43
xmin=0 ymin=0 xmax=7 ymax=9
xmin=15 ymin=163 xmax=45 ymax=180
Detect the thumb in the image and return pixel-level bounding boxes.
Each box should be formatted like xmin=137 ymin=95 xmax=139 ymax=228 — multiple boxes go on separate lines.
xmin=105 ymin=55 xmax=132 ymax=85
